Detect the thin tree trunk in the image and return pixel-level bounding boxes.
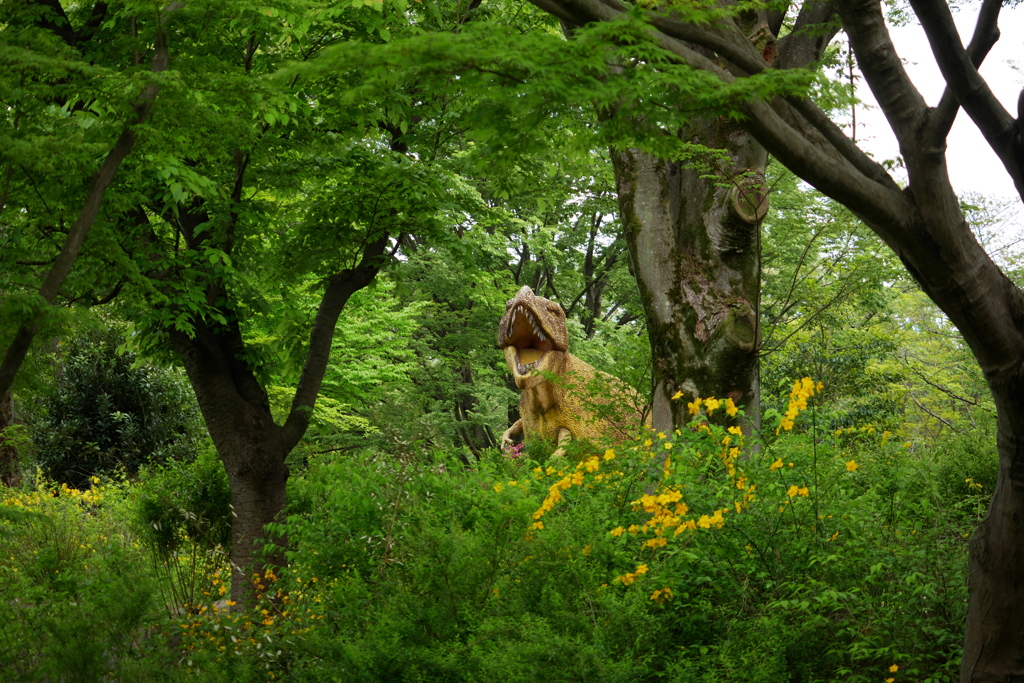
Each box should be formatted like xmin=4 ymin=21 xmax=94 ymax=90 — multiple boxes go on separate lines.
xmin=166 ymin=234 xmax=389 ymax=607
xmin=0 ymin=393 xmax=21 ymax=487
xmin=0 ymin=17 xmax=172 ymax=399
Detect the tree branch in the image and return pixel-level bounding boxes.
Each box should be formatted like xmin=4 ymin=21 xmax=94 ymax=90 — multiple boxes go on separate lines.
xmin=33 ymin=0 xmax=78 ymax=46
xmin=839 ymin=0 xmax=928 ymax=150
xmin=777 ymin=0 xmax=839 ymax=70
xmin=925 ymin=0 xmax=1001 ymax=147
xmin=910 ymin=0 xmax=1023 ymax=197
xmin=0 ymin=10 xmax=174 ymax=399
xmin=283 ymin=233 xmax=391 ymax=444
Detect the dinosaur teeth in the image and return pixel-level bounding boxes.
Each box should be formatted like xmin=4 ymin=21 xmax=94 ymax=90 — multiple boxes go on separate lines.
xmin=517 ymin=361 xmax=539 ymax=375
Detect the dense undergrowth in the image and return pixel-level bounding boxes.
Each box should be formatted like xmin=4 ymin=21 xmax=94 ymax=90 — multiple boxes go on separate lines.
xmin=0 ymin=383 xmax=993 ymax=682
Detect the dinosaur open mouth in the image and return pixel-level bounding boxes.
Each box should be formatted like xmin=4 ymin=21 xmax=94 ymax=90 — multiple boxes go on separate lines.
xmin=502 ymin=304 xmax=553 ymax=375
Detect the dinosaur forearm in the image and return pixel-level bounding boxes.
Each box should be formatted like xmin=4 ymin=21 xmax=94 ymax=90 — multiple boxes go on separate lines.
xmin=501 ymin=418 xmax=524 ymax=450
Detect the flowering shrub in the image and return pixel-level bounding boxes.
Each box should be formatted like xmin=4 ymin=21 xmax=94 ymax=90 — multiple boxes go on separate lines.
xmin=0 ymin=475 xmax=165 ymax=681
xmin=0 ymin=377 xmax=986 ymax=682
xmin=486 ymin=377 xmax=973 ymax=681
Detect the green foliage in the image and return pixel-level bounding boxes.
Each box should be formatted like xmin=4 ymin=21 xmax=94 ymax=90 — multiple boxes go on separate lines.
xmin=158 ymin=383 xmax=973 ymax=682
xmin=30 ymin=327 xmax=204 ymax=488
xmin=132 ymin=446 xmax=232 ymax=619
xmin=0 ymin=478 xmax=165 ymax=682
xmin=0 ymin=382 xmax=991 ymax=682
xmin=135 ymin=445 xmax=232 ymax=556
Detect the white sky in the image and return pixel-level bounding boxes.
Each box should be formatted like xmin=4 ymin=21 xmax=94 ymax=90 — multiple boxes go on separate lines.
xmin=853 ymin=4 xmax=1023 ymax=202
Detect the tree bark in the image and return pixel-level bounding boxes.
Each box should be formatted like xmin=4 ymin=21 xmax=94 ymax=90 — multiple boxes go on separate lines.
xmin=602 ymin=2 xmax=835 ymax=434
xmin=612 ymin=128 xmax=766 ymax=433
xmin=0 ymin=393 xmax=22 ymax=488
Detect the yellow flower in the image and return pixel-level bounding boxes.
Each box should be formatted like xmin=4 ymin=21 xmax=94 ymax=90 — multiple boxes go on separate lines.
xmin=635 ymin=564 xmax=648 ymax=575
xmin=770 ymin=458 xmax=783 ymax=472
xmin=846 ymin=460 xmax=859 ymax=472
xmin=725 ymin=398 xmax=739 ymax=417
xmin=671 ymin=390 xmax=684 ymax=400
xmin=787 ymin=485 xmax=800 ymax=498
xmin=531 ymin=521 xmax=544 ymax=530
xmin=610 ymin=526 xmax=625 ymax=537
xmin=687 ymin=398 xmax=702 ymax=416
xmin=727 ymin=426 xmax=743 ymax=436
xmin=704 ymin=397 xmax=721 ymax=413
xmin=604 ymin=449 xmax=616 ymax=461
xmin=889 ymin=664 xmax=899 ymax=672
xmin=645 ymin=537 xmax=668 ymax=549
xmin=493 ymin=483 xmax=504 ymax=493
xmin=885 ymin=679 xmax=894 ymax=683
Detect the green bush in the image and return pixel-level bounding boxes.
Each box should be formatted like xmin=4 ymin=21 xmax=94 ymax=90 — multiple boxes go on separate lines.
xmin=135 ymin=446 xmax=233 ymax=555
xmin=931 ymin=419 xmax=998 ymax=510
xmin=31 ymin=327 xmax=204 ymax=488
xmin=0 ymin=378 xmax=986 ymax=683
xmin=0 ymin=479 xmax=169 ymax=682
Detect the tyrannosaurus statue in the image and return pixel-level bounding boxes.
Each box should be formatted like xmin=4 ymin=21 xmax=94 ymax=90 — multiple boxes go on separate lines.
xmin=498 ymin=286 xmax=648 ymax=457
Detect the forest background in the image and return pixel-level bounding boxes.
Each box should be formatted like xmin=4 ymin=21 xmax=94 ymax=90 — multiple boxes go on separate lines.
xmin=0 ymin=0 xmax=1020 ymax=681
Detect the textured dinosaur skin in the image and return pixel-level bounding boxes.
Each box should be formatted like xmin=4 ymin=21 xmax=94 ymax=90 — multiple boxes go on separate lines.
xmin=498 ymin=286 xmax=648 ymax=457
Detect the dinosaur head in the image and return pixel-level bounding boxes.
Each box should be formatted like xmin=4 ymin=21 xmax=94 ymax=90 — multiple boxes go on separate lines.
xmin=498 ymin=286 xmax=569 ymax=388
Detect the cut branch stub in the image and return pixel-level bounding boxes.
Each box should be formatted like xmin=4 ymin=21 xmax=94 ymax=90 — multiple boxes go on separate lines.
xmin=728 ymin=171 xmax=769 ymax=224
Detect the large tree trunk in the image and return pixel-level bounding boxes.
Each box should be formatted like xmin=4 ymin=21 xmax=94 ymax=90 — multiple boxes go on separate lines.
xmin=963 ymin=380 xmax=1024 ymax=680
xmin=168 ymin=321 xmax=298 ymax=606
xmin=612 ymin=125 xmax=767 ymax=433
xmin=224 ymin=438 xmax=291 ymax=598
xmin=602 ymin=3 xmax=834 ymax=434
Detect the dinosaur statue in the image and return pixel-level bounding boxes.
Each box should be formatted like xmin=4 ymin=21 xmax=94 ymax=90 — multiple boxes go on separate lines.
xmin=498 ymin=286 xmax=649 ymax=457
